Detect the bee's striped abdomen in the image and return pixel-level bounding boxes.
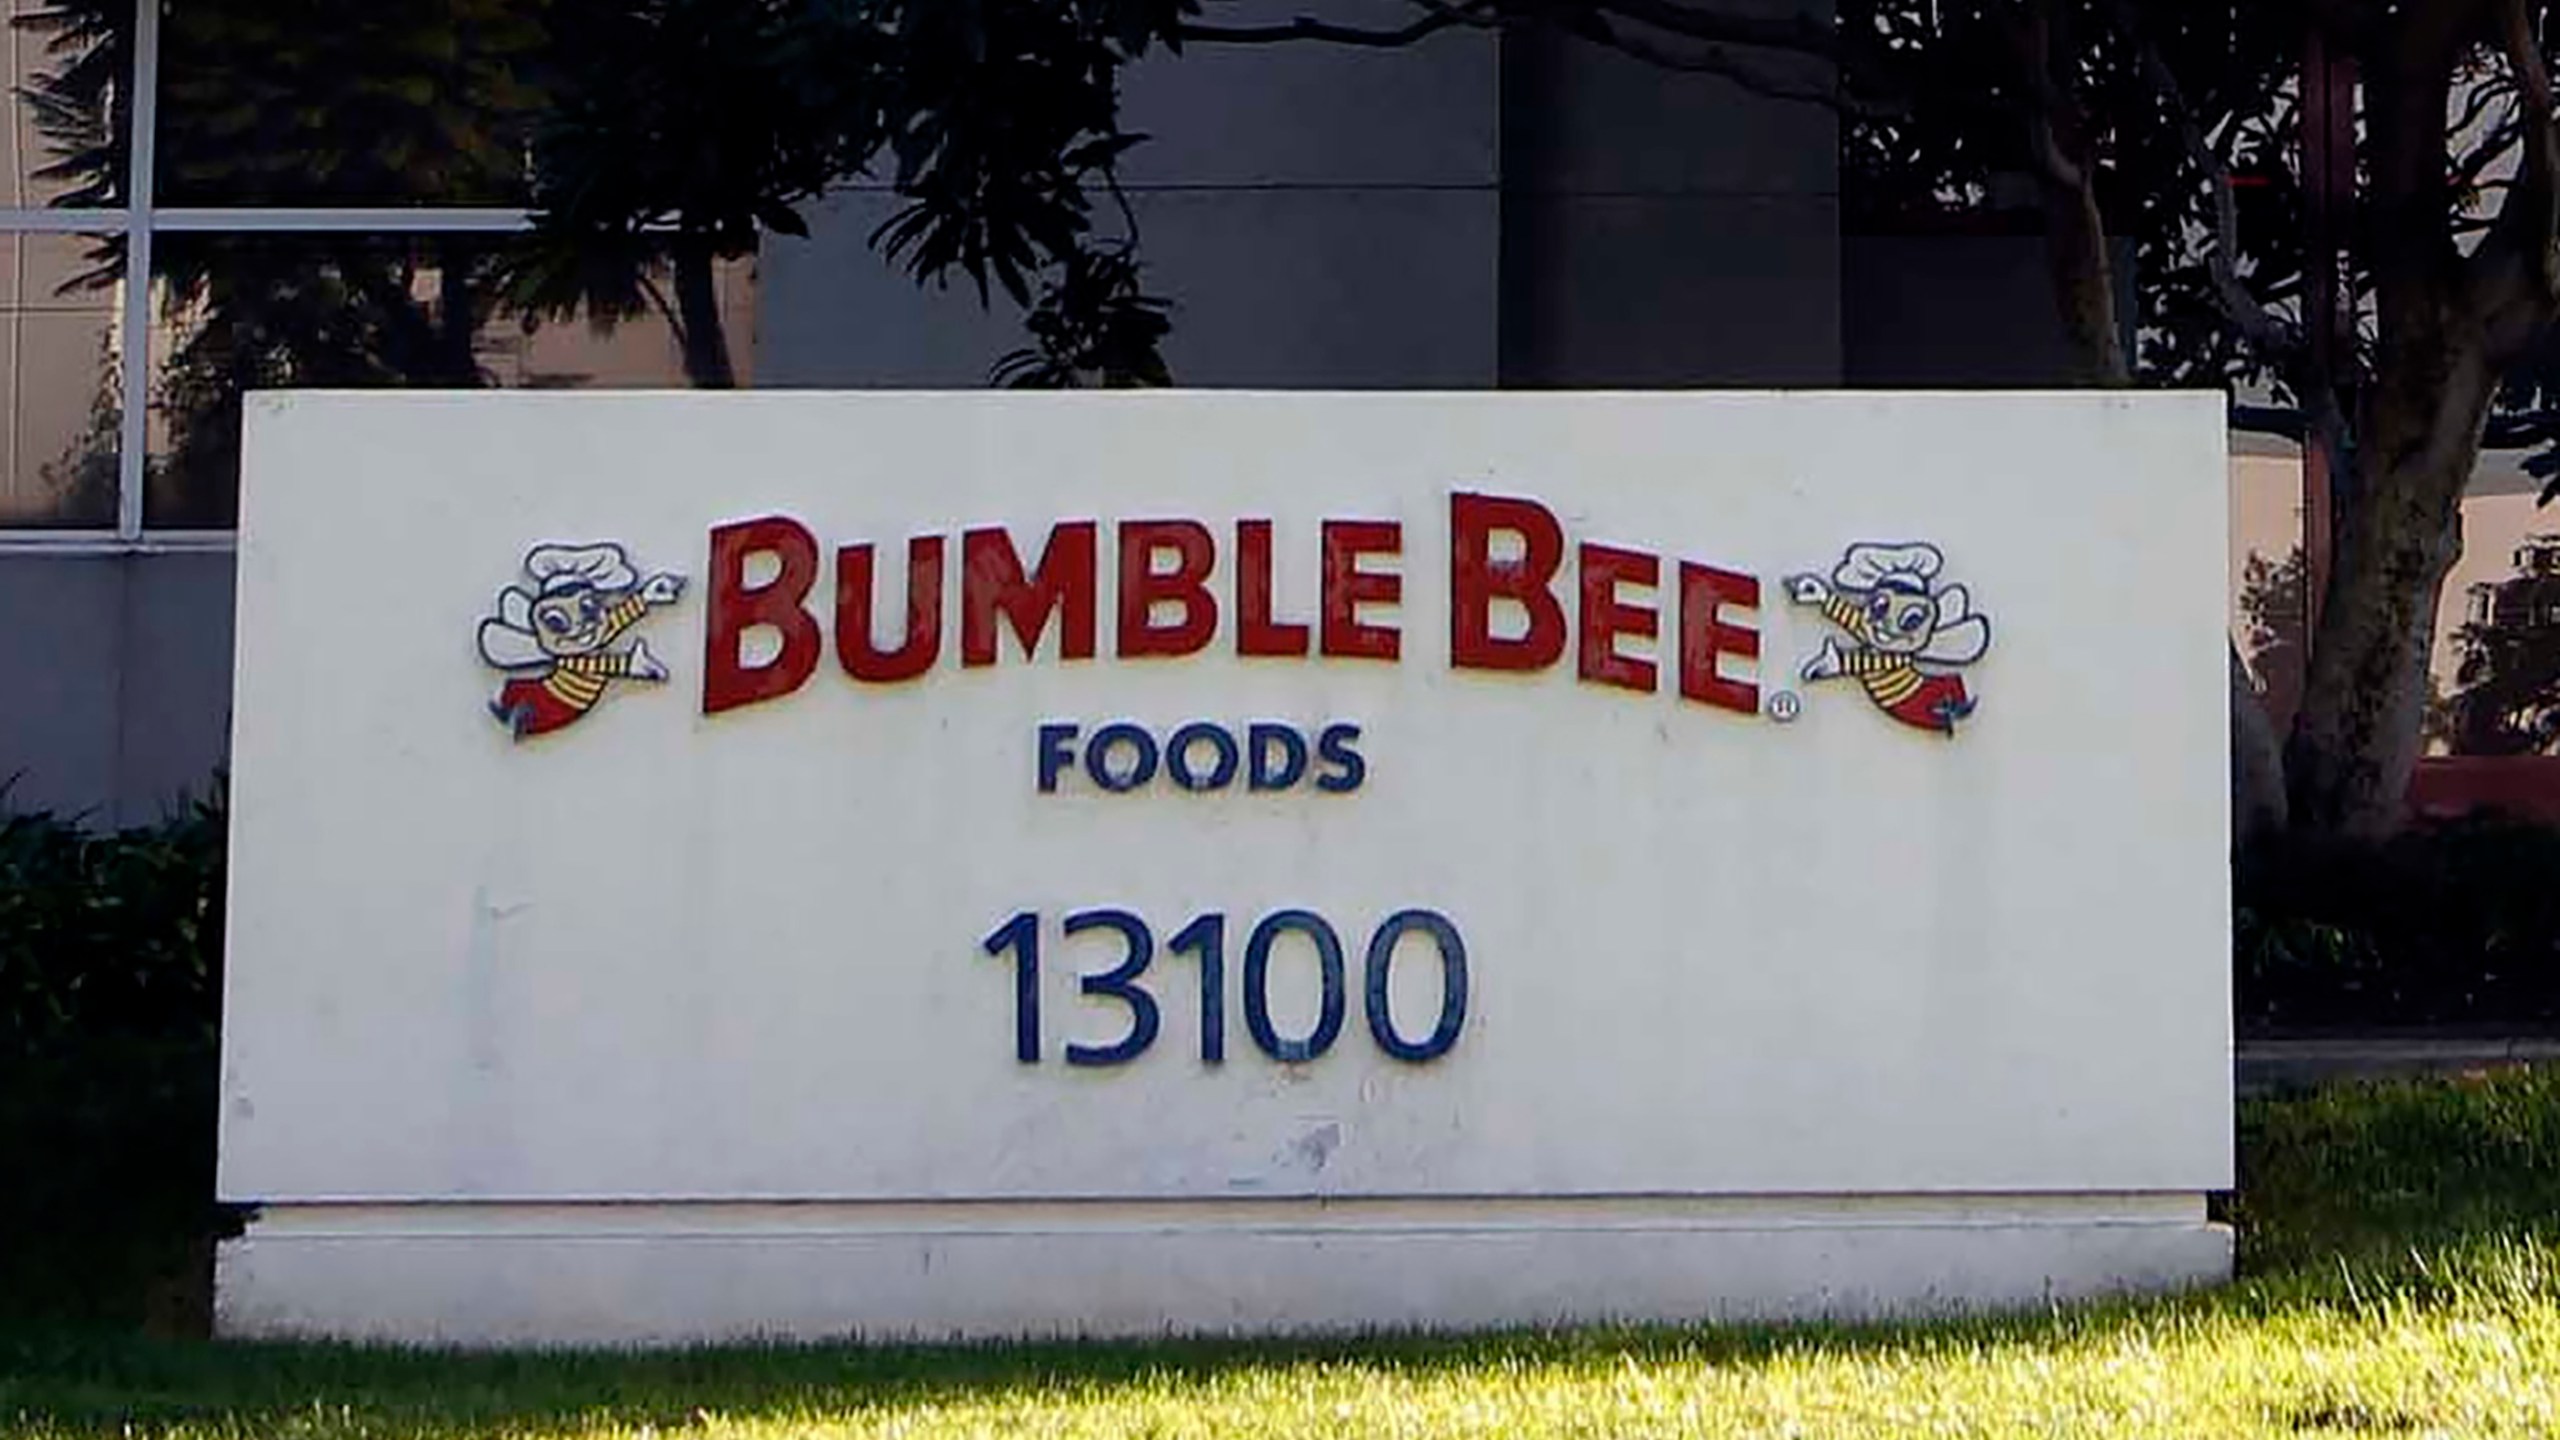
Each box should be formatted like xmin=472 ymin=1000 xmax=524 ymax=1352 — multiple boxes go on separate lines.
xmin=1841 ymin=648 xmax=1925 ymax=707
xmin=544 ymin=650 xmax=630 ymax=711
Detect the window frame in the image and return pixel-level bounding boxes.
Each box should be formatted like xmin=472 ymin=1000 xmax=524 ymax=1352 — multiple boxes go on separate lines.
xmin=0 ymin=0 xmax=536 ymax=552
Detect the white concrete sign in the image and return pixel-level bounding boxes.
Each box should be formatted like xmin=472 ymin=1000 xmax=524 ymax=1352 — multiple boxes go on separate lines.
xmin=218 ymin=390 xmax=2232 ymax=1343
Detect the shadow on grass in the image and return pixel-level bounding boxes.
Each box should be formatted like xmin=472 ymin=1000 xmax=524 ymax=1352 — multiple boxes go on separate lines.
xmin=8 ymin=1067 xmax=2560 ymax=1436
xmin=10 ymin=1234 xmax=2558 ymax=1438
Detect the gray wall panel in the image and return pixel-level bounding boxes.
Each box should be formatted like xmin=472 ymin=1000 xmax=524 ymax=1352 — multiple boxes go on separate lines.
xmin=1136 ymin=189 xmax=1498 ymax=386
xmin=0 ymin=555 xmax=120 ymax=820
xmin=758 ymin=192 xmax=1030 ymax=389
xmin=1501 ymin=28 xmax=1837 ymax=198
xmin=762 ymin=188 xmax=1500 ymax=389
xmin=115 ymin=551 xmax=235 ymax=825
xmin=1504 ymin=194 xmax=1841 ymax=386
xmin=1496 ymin=22 xmax=1842 ymax=387
xmin=0 ymin=552 xmax=236 ymax=826
xmin=1842 ymin=235 xmax=2130 ymax=387
xmin=1119 ymin=4 xmax=1496 ymax=187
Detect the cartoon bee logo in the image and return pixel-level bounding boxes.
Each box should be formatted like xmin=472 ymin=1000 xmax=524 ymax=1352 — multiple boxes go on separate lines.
xmin=476 ymin=542 xmax=685 ymax=741
xmin=1783 ymin=542 xmax=1991 ymax=735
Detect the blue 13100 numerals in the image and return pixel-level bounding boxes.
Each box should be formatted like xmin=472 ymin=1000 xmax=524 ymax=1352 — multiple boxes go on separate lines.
xmin=979 ymin=908 xmax=1469 ymax=1067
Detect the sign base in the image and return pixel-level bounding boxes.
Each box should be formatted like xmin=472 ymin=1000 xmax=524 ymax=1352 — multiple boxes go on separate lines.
xmin=215 ymin=1195 xmax=2231 ymax=1345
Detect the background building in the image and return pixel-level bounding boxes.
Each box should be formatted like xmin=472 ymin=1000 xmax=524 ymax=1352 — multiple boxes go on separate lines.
xmin=0 ymin=0 xmax=2379 ymax=822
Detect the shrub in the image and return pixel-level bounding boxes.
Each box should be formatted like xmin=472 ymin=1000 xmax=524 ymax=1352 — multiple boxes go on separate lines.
xmin=0 ymin=781 xmax=232 ymax=1331
xmin=0 ymin=1037 xmax=228 ymax=1331
xmin=0 ymin=779 xmax=226 ymax=1055
xmin=2237 ymin=811 xmax=2560 ymax=1033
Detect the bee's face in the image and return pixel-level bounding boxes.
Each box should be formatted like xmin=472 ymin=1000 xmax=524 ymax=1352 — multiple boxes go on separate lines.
xmin=1862 ymin=588 xmax=1936 ymax=654
xmin=530 ymin=587 xmax=608 ymax=656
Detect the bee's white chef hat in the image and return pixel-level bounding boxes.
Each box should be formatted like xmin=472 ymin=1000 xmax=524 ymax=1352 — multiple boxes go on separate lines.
xmin=1833 ymin=541 xmax=1945 ymax=595
xmin=524 ymin=543 xmax=638 ymax=596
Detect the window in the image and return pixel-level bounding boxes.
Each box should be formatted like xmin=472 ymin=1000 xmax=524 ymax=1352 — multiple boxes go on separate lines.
xmin=0 ymin=0 xmax=748 ymax=547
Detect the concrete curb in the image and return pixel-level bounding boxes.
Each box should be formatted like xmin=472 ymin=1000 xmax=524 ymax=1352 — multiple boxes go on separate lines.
xmin=2236 ymin=1038 xmax=2560 ymax=1095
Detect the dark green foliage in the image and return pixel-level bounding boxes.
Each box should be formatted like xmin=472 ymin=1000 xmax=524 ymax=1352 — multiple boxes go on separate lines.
xmin=2444 ymin=538 xmax=2560 ymax=755
xmin=2237 ymin=814 xmax=2560 ymax=1032
xmin=10 ymin=0 xmax=1187 ymax=492
xmin=991 ymin=238 xmax=1172 ymax=388
xmin=150 ymin=1 xmax=547 ymax=208
xmin=506 ymin=0 xmax=880 ymax=387
xmin=0 ymin=785 xmax=225 ymax=1053
xmin=1838 ymin=2 xmax=2313 ymax=390
xmin=511 ymin=0 xmax=1192 ymax=387
xmin=0 ymin=1037 xmax=229 ymax=1333
xmin=144 ymin=3 xmax=539 ymax=521
xmin=150 ymin=234 xmax=516 ymax=527
xmin=12 ymin=0 xmax=122 ymax=208
xmin=14 ymin=1 xmax=550 ymax=524
xmin=0 ymin=787 xmax=233 ymax=1332
xmin=867 ymin=0 xmax=1177 ymax=307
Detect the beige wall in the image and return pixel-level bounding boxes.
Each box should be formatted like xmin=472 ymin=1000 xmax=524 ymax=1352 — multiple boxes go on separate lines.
xmin=2228 ymin=436 xmax=2302 ymax=639
xmin=2227 ymin=437 xmax=2560 ymax=757
xmin=0 ymin=234 xmax=117 ymax=527
xmin=0 ymin=10 xmax=117 ymax=527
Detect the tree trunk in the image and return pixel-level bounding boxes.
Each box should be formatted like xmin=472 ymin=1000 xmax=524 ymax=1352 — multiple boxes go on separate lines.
xmin=2035 ymin=165 xmax=2130 ymax=387
xmin=2284 ymin=349 xmax=2494 ymax=836
xmin=671 ymin=239 xmax=737 ymax=389
xmin=2281 ymin=12 xmax=2522 ymax=839
xmin=2020 ymin=0 xmax=2129 ymax=389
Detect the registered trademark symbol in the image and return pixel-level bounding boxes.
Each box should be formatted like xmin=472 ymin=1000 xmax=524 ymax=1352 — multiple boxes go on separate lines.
xmin=1766 ymin=690 xmax=1803 ymax=723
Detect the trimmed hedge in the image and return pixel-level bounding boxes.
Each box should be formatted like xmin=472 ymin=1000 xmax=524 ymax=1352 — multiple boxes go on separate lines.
xmin=0 ymin=1037 xmax=226 ymax=1330
xmin=2237 ymin=812 xmax=2560 ymax=1033
xmin=0 ymin=784 xmax=230 ymax=1330
xmin=0 ymin=783 xmax=225 ymax=1055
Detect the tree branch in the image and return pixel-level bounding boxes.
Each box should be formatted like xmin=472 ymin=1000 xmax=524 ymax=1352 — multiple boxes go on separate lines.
xmin=1567 ymin=21 xmax=1883 ymax=119
xmin=2111 ymin=0 xmax=2361 ymax=481
xmin=2467 ymin=0 xmax=2560 ymax=359
xmin=1184 ymin=1 xmax=1880 ymax=118
xmin=2013 ymin=0 xmax=2085 ymax=193
xmin=1586 ymin=0 xmax=1839 ymax=61
xmin=1177 ymin=0 xmax=1839 ymax=62
xmin=2107 ymin=0 xmax=2292 ymax=358
xmin=1177 ymin=1 xmax=1487 ymax=48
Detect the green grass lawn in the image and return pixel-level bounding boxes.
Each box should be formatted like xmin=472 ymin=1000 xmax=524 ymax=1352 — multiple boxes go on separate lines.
xmin=11 ymin=1067 xmax=2560 ymax=1438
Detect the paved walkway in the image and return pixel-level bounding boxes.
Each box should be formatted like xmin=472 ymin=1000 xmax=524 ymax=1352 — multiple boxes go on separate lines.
xmin=2236 ymin=1037 xmax=2560 ymax=1094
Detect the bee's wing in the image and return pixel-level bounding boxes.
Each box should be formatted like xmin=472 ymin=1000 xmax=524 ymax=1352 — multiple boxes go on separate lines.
xmin=478 ymin=619 xmax=549 ymax=670
xmin=1918 ymin=613 xmax=1991 ymax=666
xmin=479 ymin=588 xmax=549 ymax=669
xmin=1933 ymin=584 xmax=1972 ymax=625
